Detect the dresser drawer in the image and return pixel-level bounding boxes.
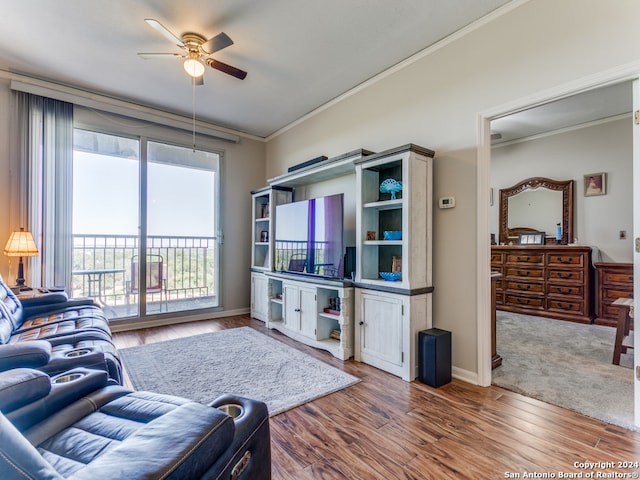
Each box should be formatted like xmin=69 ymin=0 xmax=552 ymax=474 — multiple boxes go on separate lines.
xmin=547 ymin=298 xmax=584 ymax=314
xmin=547 ymin=253 xmax=586 ymax=267
xmin=603 ymin=287 xmax=633 ymax=302
xmin=505 ymin=267 xmax=544 ymax=279
xmin=504 ymin=293 xmax=545 ymax=310
xmin=505 ymin=253 xmax=544 ymax=265
xmin=547 ymin=283 xmax=583 ymax=297
xmin=491 ymin=252 xmax=504 ymax=263
xmin=505 ymin=280 xmax=544 ymax=294
xmin=602 ymin=271 xmax=634 ymax=284
xmin=547 ymin=268 xmax=584 ymax=283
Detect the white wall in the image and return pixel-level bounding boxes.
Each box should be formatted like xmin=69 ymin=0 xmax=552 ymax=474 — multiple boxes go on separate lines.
xmin=265 ymin=0 xmax=640 ymax=378
xmin=491 ymin=118 xmax=633 ymax=262
xmin=0 ymin=79 xmax=266 ymax=313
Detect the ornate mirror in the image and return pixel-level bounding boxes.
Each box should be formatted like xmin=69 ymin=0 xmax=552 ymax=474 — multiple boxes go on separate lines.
xmin=498 ymin=177 xmax=574 ymax=245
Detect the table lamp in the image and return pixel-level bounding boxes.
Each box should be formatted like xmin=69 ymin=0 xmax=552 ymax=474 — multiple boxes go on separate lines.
xmin=3 ymin=228 xmax=39 ymax=289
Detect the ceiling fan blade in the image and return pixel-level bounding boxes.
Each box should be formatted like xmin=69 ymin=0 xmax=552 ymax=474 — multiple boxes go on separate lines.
xmin=145 ymin=19 xmax=184 ymax=47
xmin=138 ymin=53 xmax=183 ymax=59
xmin=206 ymin=58 xmax=247 ymax=80
xmin=202 ymin=32 xmax=233 ymax=54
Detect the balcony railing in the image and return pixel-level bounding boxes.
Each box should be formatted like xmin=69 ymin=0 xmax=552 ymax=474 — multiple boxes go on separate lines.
xmin=72 ymin=234 xmax=216 ymax=316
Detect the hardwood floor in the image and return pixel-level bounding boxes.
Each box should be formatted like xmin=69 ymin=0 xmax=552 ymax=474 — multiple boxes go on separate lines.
xmin=112 ymin=315 xmax=640 ymax=479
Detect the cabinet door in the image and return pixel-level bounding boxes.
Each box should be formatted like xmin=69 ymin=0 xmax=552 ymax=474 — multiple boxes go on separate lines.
xmin=358 ymin=292 xmax=403 ymax=369
xmin=283 ymin=283 xmax=300 ymax=330
xmin=251 ymin=273 xmax=268 ymax=321
xmin=299 ymin=286 xmax=317 ymax=338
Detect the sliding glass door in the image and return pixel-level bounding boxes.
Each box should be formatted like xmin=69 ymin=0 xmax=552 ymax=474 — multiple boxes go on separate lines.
xmin=146 ymin=141 xmax=219 ymax=315
xmin=72 ymin=130 xmax=220 ymax=319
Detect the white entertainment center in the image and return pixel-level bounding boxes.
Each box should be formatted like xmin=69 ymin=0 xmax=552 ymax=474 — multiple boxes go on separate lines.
xmin=250 ymin=144 xmax=435 ymax=381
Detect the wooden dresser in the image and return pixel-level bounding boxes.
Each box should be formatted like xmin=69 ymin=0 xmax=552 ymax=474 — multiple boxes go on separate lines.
xmin=491 ymin=245 xmax=594 ymax=324
xmin=594 ymin=262 xmax=633 ymax=327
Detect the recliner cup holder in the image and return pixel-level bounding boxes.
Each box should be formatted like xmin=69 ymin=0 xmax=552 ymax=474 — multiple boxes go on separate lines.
xmin=52 ymin=372 xmax=85 ymax=384
xmin=218 ymin=403 xmax=244 ymax=419
xmin=65 ymin=348 xmax=91 ymax=357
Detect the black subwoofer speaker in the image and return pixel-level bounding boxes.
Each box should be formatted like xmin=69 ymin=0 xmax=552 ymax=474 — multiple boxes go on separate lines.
xmin=418 ymin=328 xmax=452 ymax=387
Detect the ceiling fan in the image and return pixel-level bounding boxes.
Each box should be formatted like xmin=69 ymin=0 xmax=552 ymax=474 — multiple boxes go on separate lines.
xmin=138 ymin=19 xmax=247 ymax=83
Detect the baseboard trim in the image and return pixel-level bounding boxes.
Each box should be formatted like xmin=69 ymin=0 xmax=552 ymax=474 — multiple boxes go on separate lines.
xmin=452 ymin=366 xmax=478 ymax=385
xmin=109 ymin=307 xmax=251 ymax=333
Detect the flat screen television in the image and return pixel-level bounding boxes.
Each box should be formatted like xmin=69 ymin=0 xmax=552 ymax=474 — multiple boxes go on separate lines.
xmin=275 ymin=194 xmax=344 ymax=278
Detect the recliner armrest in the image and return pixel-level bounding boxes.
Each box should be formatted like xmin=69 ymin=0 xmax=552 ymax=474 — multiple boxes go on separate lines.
xmin=19 ymin=292 xmax=69 ymax=308
xmin=7 ymin=368 xmax=111 ymax=432
xmin=208 ymin=394 xmax=271 ymax=480
xmin=0 ymin=368 xmax=52 ymax=413
xmin=0 ymin=340 xmax=52 ymax=371
xmin=21 ymin=298 xmax=99 ymax=320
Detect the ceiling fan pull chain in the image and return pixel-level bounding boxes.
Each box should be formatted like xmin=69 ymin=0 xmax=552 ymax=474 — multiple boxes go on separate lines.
xmin=192 ymin=77 xmax=196 ymax=152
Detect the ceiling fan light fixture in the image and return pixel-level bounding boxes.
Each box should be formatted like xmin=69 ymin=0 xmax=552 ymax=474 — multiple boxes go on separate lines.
xmin=183 ymin=55 xmax=205 ymax=78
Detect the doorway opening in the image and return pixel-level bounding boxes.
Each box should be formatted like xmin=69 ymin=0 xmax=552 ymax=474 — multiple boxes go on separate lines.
xmin=478 ymin=77 xmax=638 ymax=429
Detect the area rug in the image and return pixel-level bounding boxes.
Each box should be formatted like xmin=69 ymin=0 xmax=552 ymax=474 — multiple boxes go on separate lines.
xmin=119 ymin=327 xmax=360 ymax=416
xmin=492 ymin=311 xmax=636 ymax=430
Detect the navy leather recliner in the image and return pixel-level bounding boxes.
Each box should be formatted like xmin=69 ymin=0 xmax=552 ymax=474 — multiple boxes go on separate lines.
xmin=0 ymin=276 xmax=122 ymax=384
xmin=0 ymin=367 xmax=271 ymax=479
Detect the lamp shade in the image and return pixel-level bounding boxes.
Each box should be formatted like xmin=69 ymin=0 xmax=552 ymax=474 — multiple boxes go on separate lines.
xmin=4 ymin=229 xmax=39 ymax=257
xmin=183 ymin=55 xmax=205 ymax=78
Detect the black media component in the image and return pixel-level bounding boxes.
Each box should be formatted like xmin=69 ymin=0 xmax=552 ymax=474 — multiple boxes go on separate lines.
xmin=344 ymin=246 xmax=356 ymax=280
xmin=418 ymin=328 xmax=451 ymax=387
xmin=287 ymin=156 xmax=328 ymax=173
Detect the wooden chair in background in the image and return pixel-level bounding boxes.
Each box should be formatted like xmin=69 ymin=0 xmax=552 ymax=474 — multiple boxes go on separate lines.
xmin=612 ymin=297 xmax=634 ymax=365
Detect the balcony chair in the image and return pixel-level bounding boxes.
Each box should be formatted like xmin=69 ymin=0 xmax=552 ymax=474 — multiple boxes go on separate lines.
xmin=126 ymin=254 xmax=168 ymax=311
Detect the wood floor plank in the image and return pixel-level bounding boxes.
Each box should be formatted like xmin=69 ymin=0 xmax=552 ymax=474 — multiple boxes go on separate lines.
xmin=112 ymin=314 xmax=640 ymax=479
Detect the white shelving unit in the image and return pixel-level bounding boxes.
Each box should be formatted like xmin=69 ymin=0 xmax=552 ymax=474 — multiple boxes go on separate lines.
xmin=250 ymin=186 xmax=292 ymax=272
xmin=354 ymin=144 xmax=435 ymax=381
xmin=266 ymin=273 xmax=354 ymax=360
xmin=250 ymin=186 xmax=292 ymax=322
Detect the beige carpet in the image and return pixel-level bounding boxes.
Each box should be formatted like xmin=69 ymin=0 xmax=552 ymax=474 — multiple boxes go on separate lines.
xmin=492 ymin=311 xmax=636 ymax=430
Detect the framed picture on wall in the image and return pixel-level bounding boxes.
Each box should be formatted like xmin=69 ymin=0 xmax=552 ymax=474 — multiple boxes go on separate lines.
xmin=584 ymin=172 xmax=606 ymax=196
xmin=518 ymin=232 xmax=545 ymax=245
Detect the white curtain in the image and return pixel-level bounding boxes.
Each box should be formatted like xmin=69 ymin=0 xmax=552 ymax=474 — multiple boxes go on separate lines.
xmin=16 ymin=93 xmax=73 ymax=289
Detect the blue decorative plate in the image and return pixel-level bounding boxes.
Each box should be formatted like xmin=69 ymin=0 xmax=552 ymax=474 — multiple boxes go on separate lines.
xmin=383 ymin=230 xmax=402 ymax=241
xmin=379 ymin=272 xmax=402 ymax=282
xmin=379 ymin=178 xmax=403 ymax=200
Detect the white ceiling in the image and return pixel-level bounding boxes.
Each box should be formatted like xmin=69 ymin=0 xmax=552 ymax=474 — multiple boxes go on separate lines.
xmin=490 ymin=81 xmax=633 ymax=145
xmin=0 ymin=0 xmax=513 ymax=138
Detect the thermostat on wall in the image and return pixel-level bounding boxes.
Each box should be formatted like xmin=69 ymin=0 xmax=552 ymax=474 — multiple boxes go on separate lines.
xmin=439 ymin=196 xmax=455 ymax=209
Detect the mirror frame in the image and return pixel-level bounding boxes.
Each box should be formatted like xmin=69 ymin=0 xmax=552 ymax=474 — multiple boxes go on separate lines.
xmin=498 ymin=177 xmax=574 ymax=245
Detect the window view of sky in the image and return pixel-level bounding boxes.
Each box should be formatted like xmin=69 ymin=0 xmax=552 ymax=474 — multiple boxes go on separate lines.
xmin=73 ymin=151 xmax=215 ymax=237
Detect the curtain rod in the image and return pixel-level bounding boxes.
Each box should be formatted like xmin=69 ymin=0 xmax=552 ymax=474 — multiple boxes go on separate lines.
xmin=10 ymin=79 xmax=242 ymax=144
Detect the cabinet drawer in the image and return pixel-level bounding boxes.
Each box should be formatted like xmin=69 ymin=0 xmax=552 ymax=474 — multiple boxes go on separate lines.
xmin=602 ymin=271 xmax=634 ymax=284
xmin=505 ymin=267 xmax=544 ymax=279
xmin=547 ymin=253 xmax=585 ymax=267
xmin=547 ymin=298 xmax=584 ymax=314
xmin=504 ymin=294 xmax=544 ymax=310
xmin=547 ymin=283 xmax=583 ymax=297
xmin=491 ymin=252 xmax=503 ymax=263
xmin=505 ymin=280 xmax=544 ymax=294
xmin=547 ymin=269 xmax=584 ymax=283
xmin=603 ymin=288 xmax=633 ymax=301
xmin=505 ymin=253 xmax=544 ymax=265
